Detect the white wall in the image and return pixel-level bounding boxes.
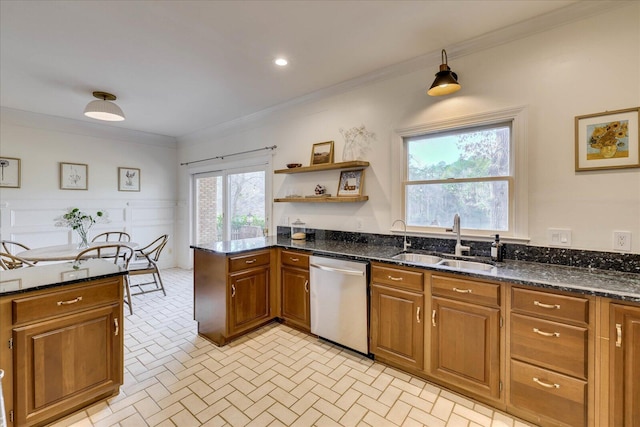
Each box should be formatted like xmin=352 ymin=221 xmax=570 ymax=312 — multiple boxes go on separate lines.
xmin=0 ymin=109 xmax=179 ymax=268
xmin=177 ymin=3 xmax=640 ymax=262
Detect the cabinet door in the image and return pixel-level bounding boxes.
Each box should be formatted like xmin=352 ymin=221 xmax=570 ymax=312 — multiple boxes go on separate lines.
xmin=281 ymin=266 xmax=310 ymax=331
xmin=229 ymin=266 xmax=270 ymax=335
xmin=430 ymin=296 xmax=501 ymax=399
xmin=13 ymin=304 xmax=121 ymax=427
xmin=370 ymin=285 xmax=423 ymax=370
xmin=610 ymin=304 xmax=640 ymax=427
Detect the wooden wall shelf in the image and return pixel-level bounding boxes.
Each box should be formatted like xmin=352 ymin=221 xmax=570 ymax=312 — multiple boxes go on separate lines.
xmin=274 ymin=196 xmax=369 ymax=203
xmin=274 ymin=160 xmax=369 ymax=174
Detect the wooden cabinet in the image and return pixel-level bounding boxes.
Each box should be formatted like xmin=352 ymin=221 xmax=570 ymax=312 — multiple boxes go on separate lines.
xmin=280 ymin=250 xmax=310 ymax=331
xmin=273 ymin=160 xmax=370 ymax=203
xmin=370 ymin=263 xmax=424 ymax=371
xmin=428 ymin=274 xmax=502 ymax=401
xmin=608 ymin=303 xmax=640 ymax=427
xmin=508 ymin=287 xmax=593 ymax=427
xmin=194 ymin=248 xmax=276 ymax=345
xmin=1 ymin=277 xmax=123 ymax=427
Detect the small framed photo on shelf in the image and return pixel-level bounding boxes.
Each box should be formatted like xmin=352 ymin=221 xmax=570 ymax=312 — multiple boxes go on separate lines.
xmin=575 ymin=107 xmax=639 ymax=171
xmin=0 ymin=157 xmax=21 ymax=188
xmin=337 ymin=169 xmax=365 ymax=197
xmin=310 ymin=141 xmax=334 ymax=166
xmin=118 ymin=167 xmax=140 ymax=192
xmin=60 ymin=162 xmax=88 ymax=190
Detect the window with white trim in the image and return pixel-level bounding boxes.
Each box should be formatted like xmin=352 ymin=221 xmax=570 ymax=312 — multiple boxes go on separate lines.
xmin=403 ymin=122 xmax=514 ymax=234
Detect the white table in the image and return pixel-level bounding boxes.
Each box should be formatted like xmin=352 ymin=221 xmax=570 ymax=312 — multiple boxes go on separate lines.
xmin=17 ymin=242 xmax=138 ymax=262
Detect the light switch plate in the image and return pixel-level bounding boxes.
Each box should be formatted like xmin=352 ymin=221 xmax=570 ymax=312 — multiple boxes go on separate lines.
xmin=547 ymin=228 xmax=572 ymax=247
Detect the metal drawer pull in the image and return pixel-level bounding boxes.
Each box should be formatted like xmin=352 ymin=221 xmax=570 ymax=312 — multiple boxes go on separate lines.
xmin=304 ymin=280 xmax=309 ymax=293
xmin=245 ymin=259 xmax=257 ymax=264
xmin=453 ymin=287 xmax=472 ymax=294
xmin=290 ymin=257 xmax=299 ymax=262
xmin=231 ymin=284 xmax=236 ymax=297
xmin=387 ymin=275 xmax=403 ymax=281
xmin=533 ymin=328 xmax=560 ymax=337
xmin=114 ymin=318 xmax=119 ymax=336
xmin=416 ymin=307 xmax=421 ymax=323
xmin=534 ymin=300 xmax=560 ymax=309
xmin=57 ymin=296 xmax=83 ymax=306
xmin=533 ymin=377 xmax=560 ymax=389
xmin=432 ymin=309 xmax=437 ymax=327
xmin=616 ymin=323 xmax=622 ymax=347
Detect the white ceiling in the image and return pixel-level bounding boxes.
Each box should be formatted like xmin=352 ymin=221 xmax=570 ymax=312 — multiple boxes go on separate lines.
xmin=1 ymin=0 xmax=597 ymax=139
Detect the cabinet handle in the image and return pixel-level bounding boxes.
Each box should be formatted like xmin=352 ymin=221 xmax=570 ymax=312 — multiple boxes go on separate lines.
xmin=452 ymin=287 xmax=472 ymax=294
xmin=616 ymin=323 xmax=622 ymax=347
xmin=290 ymin=257 xmax=299 ymax=262
xmin=245 ymin=259 xmax=257 ymax=264
xmin=533 ymin=377 xmax=560 ymax=389
xmin=304 ymin=280 xmax=309 ymax=293
xmin=231 ymin=284 xmax=236 ymax=297
xmin=534 ymin=300 xmax=560 ymax=310
xmin=114 ymin=318 xmax=119 ymax=336
xmin=416 ymin=307 xmax=421 ymax=323
xmin=387 ymin=275 xmax=403 ymax=281
xmin=57 ymin=296 xmax=83 ymax=306
xmin=432 ymin=309 xmax=437 ymax=327
xmin=533 ymin=327 xmax=560 ymax=338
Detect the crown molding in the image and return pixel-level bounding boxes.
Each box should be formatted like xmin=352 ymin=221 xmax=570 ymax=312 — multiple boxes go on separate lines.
xmin=1 ymin=107 xmax=177 ymax=148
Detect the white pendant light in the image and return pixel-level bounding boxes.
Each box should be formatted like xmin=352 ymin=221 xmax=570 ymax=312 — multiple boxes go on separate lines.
xmin=84 ymin=91 xmax=125 ymax=121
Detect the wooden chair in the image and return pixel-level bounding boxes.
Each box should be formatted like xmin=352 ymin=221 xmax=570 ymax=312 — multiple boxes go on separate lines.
xmin=91 ymin=231 xmax=131 ymax=242
xmin=75 ymin=244 xmax=135 ymax=315
xmin=129 ymin=234 xmax=169 ymax=297
xmin=0 ymin=240 xmax=36 ymax=268
xmin=0 ymin=252 xmax=36 ymax=270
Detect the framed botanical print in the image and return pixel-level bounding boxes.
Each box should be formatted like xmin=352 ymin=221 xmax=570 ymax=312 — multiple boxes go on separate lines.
xmin=60 ymin=162 xmax=88 ymax=190
xmin=0 ymin=157 xmax=21 ymax=188
xmin=575 ymin=107 xmax=639 ymax=171
xmin=118 ymin=167 xmax=140 ymax=192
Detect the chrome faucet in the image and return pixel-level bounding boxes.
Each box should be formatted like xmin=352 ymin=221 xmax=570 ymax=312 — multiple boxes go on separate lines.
xmin=392 ymin=219 xmax=411 ymax=251
xmin=446 ymin=214 xmax=470 ymax=256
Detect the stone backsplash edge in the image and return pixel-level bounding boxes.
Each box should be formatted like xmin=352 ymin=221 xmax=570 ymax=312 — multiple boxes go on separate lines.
xmin=276 ymin=226 xmax=640 ymax=274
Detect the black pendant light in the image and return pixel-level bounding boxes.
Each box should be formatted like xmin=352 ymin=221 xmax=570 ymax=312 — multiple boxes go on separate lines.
xmin=427 ymin=49 xmax=461 ymax=96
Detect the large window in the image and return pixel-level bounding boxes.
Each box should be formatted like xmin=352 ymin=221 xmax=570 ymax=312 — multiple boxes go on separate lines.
xmin=193 ymin=165 xmax=267 ymax=244
xmin=404 ymin=122 xmax=513 ymax=233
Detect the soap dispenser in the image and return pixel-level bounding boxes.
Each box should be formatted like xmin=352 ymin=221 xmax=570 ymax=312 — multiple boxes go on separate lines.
xmin=491 ymin=234 xmax=504 ymax=262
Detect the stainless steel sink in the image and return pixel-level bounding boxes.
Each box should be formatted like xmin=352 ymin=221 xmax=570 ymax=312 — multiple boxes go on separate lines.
xmin=391 ymin=253 xmax=443 ymax=265
xmin=437 ymin=259 xmax=496 ymax=272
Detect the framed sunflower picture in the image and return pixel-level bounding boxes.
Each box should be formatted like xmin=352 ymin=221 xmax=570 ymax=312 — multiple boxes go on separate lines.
xmin=575 ymin=107 xmax=639 ymax=171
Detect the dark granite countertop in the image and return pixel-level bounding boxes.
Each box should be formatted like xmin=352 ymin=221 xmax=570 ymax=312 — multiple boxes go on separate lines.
xmin=192 ymin=236 xmax=640 ymax=303
xmin=0 ymin=259 xmax=128 ymax=296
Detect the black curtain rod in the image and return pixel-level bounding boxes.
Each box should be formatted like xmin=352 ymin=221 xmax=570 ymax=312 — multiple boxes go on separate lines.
xmin=180 ymin=145 xmax=277 ymax=166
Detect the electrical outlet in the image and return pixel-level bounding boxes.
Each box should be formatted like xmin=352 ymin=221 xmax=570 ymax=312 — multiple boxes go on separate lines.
xmin=547 ymin=228 xmax=572 ymax=247
xmin=613 ymin=231 xmax=632 ymax=252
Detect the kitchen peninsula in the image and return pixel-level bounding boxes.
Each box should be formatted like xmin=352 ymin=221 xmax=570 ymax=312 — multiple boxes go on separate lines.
xmin=0 ymin=260 xmax=127 ymax=427
xmin=192 ymin=232 xmax=640 ymax=427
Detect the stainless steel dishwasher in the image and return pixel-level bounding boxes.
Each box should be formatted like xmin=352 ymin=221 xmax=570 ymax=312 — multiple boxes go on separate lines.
xmin=309 ymin=255 xmax=369 ymax=354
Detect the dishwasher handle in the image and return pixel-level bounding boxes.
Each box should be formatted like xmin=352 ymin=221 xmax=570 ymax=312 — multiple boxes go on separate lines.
xmin=310 ymin=263 xmax=365 ymax=277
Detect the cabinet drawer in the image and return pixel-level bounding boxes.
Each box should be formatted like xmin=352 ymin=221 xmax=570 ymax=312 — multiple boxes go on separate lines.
xmin=229 ymin=250 xmax=271 ymax=272
xmin=432 ymin=275 xmax=499 ymax=307
xmin=510 ymin=313 xmax=588 ymax=379
xmin=281 ymin=250 xmax=309 ymax=269
xmin=372 ymin=264 xmax=423 ymax=292
xmin=510 ymin=359 xmax=586 ymax=427
xmin=12 ymin=279 xmax=120 ymax=325
xmin=512 ymin=287 xmax=589 ymax=325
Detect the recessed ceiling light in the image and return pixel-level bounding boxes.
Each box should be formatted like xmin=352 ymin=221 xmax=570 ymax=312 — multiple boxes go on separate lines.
xmin=274 ymin=58 xmax=288 ymax=66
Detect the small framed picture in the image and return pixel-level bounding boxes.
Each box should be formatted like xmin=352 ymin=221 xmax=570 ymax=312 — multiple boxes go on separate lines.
xmin=60 ymin=162 xmax=88 ymax=190
xmin=575 ymin=107 xmax=639 ymax=171
xmin=310 ymin=141 xmax=334 ymax=166
xmin=118 ymin=167 xmax=140 ymax=192
xmin=337 ymin=169 xmax=365 ymax=197
xmin=0 ymin=157 xmax=21 ymax=188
